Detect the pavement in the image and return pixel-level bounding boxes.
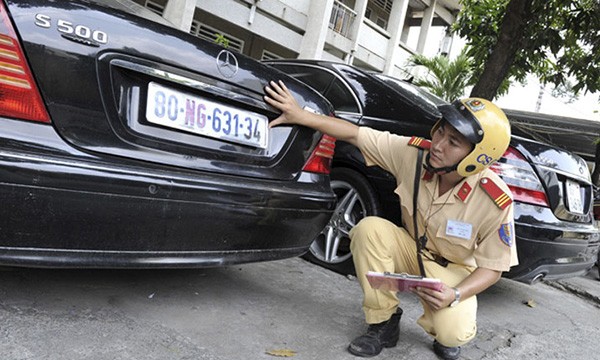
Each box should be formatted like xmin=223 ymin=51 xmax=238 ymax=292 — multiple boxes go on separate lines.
xmin=0 ymin=259 xmax=599 ymax=360
xmin=547 ymin=265 xmax=600 ymax=306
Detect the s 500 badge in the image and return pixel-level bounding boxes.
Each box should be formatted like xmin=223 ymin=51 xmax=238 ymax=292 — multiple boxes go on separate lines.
xmin=34 ymin=14 xmax=108 ymax=47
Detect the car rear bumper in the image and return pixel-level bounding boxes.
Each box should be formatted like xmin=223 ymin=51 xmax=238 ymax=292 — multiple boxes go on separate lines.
xmin=504 ymin=203 xmax=600 ymax=284
xmin=0 ymin=247 xmax=309 ymax=269
xmin=0 ymin=120 xmax=335 ymax=268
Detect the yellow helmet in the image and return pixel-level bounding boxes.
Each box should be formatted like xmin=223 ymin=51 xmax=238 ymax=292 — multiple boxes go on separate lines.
xmin=432 ymin=98 xmax=511 ymax=177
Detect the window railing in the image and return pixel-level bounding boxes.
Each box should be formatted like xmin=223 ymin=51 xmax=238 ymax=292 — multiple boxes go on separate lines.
xmin=190 ymin=21 xmax=245 ymax=53
xmin=329 ymin=1 xmax=357 ymax=38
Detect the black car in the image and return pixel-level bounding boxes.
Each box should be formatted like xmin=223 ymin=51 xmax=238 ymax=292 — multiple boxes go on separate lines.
xmin=594 ymin=188 xmax=600 ymax=275
xmin=0 ymin=0 xmax=337 ymax=268
xmin=594 ymin=186 xmax=600 ymax=221
xmin=265 ymin=59 xmax=600 ymax=284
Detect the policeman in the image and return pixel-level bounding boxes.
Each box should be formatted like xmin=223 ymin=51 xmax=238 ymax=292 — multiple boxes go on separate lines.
xmin=264 ymin=80 xmax=518 ymax=360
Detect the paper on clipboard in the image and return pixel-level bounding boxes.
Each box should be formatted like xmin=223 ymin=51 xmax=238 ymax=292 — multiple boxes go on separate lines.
xmin=366 ymin=271 xmax=443 ymax=292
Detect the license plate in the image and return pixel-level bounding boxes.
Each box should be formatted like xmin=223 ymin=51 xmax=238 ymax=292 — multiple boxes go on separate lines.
xmin=565 ymin=179 xmax=583 ymax=214
xmin=145 ymin=82 xmax=268 ymax=148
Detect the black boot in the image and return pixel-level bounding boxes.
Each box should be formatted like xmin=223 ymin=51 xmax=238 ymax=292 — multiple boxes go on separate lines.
xmin=433 ymin=340 xmax=461 ymax=360
xmin=348 ymin=308 xmax=403 ymax=357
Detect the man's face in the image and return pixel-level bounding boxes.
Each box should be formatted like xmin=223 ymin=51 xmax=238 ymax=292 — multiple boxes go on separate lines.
xmin=429 ymin=122 xmax=472 ymax=170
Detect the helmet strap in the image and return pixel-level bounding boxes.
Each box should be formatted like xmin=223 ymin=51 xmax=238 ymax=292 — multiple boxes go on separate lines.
xmin=424 ymin=153 xmax=458 ymax=175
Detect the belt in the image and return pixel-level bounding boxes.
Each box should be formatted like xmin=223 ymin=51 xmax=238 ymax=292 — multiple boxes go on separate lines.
xmin=423 ymin=249 xmax=450 ymax=267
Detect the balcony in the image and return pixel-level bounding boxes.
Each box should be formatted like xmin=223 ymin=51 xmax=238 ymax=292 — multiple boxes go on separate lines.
xmin=329 ymin=0 xmax=357 ymax=38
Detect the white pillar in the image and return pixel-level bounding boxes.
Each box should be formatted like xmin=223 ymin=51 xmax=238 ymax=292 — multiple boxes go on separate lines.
xmin=344 ymin=0 xmax=369 ymax=64
xmin=439 ymin=28 xmax=454 ymax=56
xmin=163 ymin=0 xmax=196 ymax=32
xmin=400 ymin=17 xmax=410 ymax=44
xmin=383 ymin=0 xmax=409 ymax=75
xmin=298 ymin=0 xmax=335 ymax=59
xmin=416 ymin=0 xmax=436 ymax=54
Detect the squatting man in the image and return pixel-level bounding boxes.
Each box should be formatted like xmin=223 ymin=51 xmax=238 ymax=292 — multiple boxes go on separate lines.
xmin=264 ymin=80 xmax=518 ymax=360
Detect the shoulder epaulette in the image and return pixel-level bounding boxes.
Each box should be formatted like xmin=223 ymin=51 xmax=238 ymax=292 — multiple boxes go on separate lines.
xmin=479 ymin=177 xmax=512 ymax=210
xmin=408 ymin=136 xmax=431 ymax=149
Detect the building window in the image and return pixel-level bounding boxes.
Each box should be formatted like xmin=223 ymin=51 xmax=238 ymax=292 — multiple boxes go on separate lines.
xmin=189 ymin=21 xmax=245 ymax=53
xmin=372 ymin=0 xmax=393 ymax=13
xmin=329 ymin=0 xmax=357 ymax=38
xmin=143 ymin=0 xmax=167 ymax=15
xmin=366 ymin=0 xmax=391 ymax=30
xmin=375 ymin=17 xmax=387 ymax=29
xmin=261 ymin=50 xmax=283 ymax=61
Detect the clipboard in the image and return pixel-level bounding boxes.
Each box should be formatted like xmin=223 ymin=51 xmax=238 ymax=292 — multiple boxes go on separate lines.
xmin=366 ymin=271 xmax=443 ymax=292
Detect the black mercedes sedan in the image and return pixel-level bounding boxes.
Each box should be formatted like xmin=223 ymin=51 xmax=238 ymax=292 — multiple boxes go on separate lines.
xmin=0 ymin=0 xmax=336 ymax=268
xmin=594 ymin=189 xmax=600 ymax=275
xmin=265 ymin=59 xmax=600 ymax=284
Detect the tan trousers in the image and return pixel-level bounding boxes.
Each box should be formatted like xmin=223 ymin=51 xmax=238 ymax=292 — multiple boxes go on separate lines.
xmin=349 ymin=216 xmax=477 ymax=347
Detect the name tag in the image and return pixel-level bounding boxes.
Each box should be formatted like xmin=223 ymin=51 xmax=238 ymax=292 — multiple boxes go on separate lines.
xmin=446 ymin=220 xmax=472 ymax=240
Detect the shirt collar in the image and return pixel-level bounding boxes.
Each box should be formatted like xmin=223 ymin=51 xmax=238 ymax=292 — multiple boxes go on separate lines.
xmin=454 ymin=173 xmax=482 ymax=203
xmin=423 ymin=172 xmax=481 ymax=204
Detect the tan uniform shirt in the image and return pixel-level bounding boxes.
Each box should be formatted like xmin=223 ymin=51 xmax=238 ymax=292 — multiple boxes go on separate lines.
xmin=357 ymin=127 xmax=518 ymax=272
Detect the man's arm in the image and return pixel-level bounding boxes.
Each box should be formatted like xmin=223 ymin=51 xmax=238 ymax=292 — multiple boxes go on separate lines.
xmin=264 ymin=80 xmax=359 ymax=145
xmin=453 ymin=267 xmax=501 ymax=301
xmin=414 ymin=267 xmax=501 ymax=311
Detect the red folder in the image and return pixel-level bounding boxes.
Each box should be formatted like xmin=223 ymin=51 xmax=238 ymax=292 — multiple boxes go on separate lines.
xmin=366 ymin=271 xmax=443 ymax=292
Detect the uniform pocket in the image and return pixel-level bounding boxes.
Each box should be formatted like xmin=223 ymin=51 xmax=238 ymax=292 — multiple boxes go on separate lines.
xmin=433 ymin=220 xmax=476 ymax=260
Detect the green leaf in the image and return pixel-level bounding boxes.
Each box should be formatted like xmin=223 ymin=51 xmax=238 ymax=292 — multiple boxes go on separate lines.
xmin=454 ymin=0 xmax=600 ymax=98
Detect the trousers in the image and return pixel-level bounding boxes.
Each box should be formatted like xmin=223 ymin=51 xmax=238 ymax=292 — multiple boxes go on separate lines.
xmin=349 ymin=216 xmax=477 ymax=347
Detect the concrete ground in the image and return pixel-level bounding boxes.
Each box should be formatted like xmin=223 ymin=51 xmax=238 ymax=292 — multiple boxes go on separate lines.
xmin=0 ymin=259 xmax=598 ymax=360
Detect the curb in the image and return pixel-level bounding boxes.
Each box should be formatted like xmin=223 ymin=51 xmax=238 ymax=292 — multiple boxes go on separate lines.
xmin=545 ymin=271 xmax=600 ymax=308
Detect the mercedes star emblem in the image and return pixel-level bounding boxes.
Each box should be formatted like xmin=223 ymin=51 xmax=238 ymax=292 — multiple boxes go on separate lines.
xmin=216 ymin=49 xmax=239 ymax=78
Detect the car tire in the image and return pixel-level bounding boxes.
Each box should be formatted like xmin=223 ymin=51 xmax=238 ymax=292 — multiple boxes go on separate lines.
xmin=303 ymin=167 xmax=382 ymax=275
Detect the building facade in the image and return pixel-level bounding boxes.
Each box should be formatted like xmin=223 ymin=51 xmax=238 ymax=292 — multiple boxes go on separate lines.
xmin=131 ymin=0 xmax=460 ymax=79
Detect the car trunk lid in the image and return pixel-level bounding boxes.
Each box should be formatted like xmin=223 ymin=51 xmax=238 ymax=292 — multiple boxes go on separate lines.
xmin=5 ymin=0 xmax=332 ymax=180
xmin=497 ymin=136 xmax=594 ymax=224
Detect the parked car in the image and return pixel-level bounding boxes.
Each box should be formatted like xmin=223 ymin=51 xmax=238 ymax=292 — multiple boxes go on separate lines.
xmin=594 ymin=187 xmax=600 ymax=221
xmin=0 ymin=0 xmax=337 ymax=268
xmin=265 ymin=59 xmax=600 ymax=284
xmin=594 ymin=188 xmax=600 ymax=275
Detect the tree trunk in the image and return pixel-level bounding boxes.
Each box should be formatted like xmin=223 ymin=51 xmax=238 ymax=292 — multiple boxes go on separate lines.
xmin=470 ymin=0 xmax=533 ymax=100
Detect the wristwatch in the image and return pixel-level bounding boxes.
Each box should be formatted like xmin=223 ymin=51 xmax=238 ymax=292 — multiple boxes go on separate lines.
xmin=449 ymin=287 xmax=461 ymax=307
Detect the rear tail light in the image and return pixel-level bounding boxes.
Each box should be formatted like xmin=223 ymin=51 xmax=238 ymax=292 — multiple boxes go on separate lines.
xmin=0 ymin=3 xmax=49 ymax=122
xmin=490 ymin=146 xmax=550 ymax=207
xmin=302 ymin=134 xmax=336 ymax=174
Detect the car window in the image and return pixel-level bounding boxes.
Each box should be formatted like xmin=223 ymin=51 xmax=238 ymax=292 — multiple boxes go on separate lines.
xmin=374 ymin=74 xmax=446 ymax=107
xmin=323 ymin=78 xmax=360 ymax=113
xmin=270 ymin=64 xmax=333 ymax=93
xmin=270 ymin=64 xmax=359 ymax=113
xmin=334 ymin=64 xmax=411 ymax=117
